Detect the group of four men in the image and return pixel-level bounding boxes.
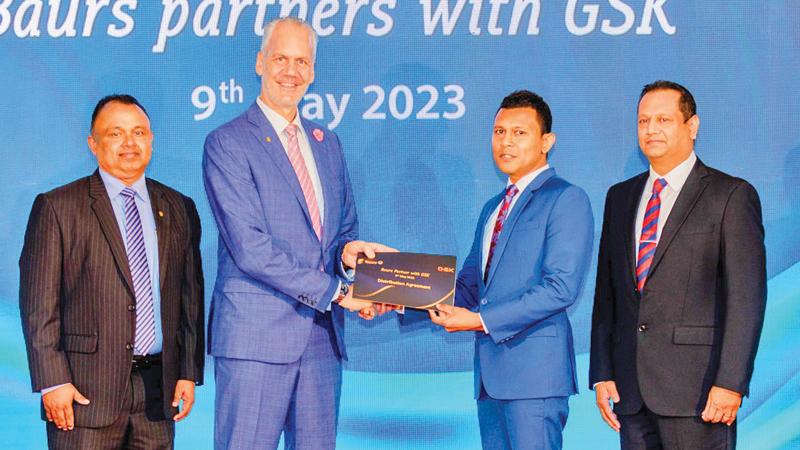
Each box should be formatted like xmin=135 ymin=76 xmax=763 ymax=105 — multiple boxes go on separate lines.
xmin=19 ymin=16 xmax=765 ymax=450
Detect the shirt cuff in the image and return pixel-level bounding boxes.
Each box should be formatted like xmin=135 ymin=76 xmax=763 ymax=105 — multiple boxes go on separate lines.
xmin=478 ymin=313 xmax=489 ymax=334
xmin=327 ymin=280 xmax=343 ymax=311
xmin=41 ymin=383 xmax=68 ymax=395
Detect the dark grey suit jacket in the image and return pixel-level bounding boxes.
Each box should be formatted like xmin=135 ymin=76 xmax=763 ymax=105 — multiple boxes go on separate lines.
xmin=589 ymin=160 xmax=766 ymax=416
xmin=19 ymin=171 xmax=205 ymax=427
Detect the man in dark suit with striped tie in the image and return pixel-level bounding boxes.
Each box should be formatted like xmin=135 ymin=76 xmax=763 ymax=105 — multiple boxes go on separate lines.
xmin=19 ymin=94 xmax=205 ymax=449
xmin=590 ymin=81 xmax=767 ymax=449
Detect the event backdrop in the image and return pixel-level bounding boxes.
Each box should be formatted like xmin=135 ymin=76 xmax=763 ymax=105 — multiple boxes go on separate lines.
xmin=1 ymin=1 xmax=799 ymax=448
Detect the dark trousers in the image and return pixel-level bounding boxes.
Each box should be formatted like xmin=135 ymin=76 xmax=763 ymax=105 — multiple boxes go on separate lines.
xmin=47 ymin=367 xmax=174 ymax=450
xmin=619 ymin=404 xmax=736 ymax=450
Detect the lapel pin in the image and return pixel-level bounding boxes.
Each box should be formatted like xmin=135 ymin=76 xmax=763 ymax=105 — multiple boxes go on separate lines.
xmin=313 ymin=129 xmax=324 ymax=142
xmin=158 ymin=211 xmax=164 ymax=217
xmin=266 ymin=136 xmax=272 ymax=143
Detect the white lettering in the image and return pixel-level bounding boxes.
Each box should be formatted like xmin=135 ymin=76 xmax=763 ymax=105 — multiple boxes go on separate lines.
xmin=366 ymin=0 xmax=394 ymax=36
xmin=194 ymin=0 xmax=222 ymax=37
xmin=14 ymin=0 xmax=42 ymax=37
xmin=565 ymin=0 xmax=598 ymax=36
xmin=636 ymin=0 xmax=675 ymax=35
xmin=46 ymin=0 xmax=79 ymax=38
xmin=153 ymin=0 xmax=189 ymax=53
xmin=108 ymin=0 xmax=136 ymax=38
xmin=420 ymin=0 xmax=468 ymax=36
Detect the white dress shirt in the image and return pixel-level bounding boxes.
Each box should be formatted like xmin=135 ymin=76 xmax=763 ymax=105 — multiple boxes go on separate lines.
xmin=634 ymin=152 xmax=697 ymax=253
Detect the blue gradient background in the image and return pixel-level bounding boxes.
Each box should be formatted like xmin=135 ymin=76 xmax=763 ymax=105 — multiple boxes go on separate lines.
xmin=1 ymin=1 xmax=798 ymax=448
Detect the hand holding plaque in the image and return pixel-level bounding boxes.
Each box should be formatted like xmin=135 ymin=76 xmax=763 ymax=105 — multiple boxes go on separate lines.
xmin=352 ymin=252 xmax=456 ymax=310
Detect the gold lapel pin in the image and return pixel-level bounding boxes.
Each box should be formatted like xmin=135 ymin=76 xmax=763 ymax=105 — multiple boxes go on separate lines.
xmin=266 ymin=136 xmax=272 ymax=143
xmin=158 ymin=211 xmax=164 ymax=217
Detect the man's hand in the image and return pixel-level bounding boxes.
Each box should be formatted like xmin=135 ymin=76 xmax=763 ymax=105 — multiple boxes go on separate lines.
xmin=342 ymin=240 xmax=397 ymax=269
xmin=42 ymin=383 xmax=90 ymax=431
xmin=172 ymin=380 xmax=196 ymax=422
xmin=701 ymin=386 xmax=742 ymax=426
xmin=338 ymin=288 xmax=377 ymax=320
xmin=375 ymin=303 xmax=403 ymax=315
xmin=428 ymin=304 xmax=484 ymax=332
xmin=594 ymin=380 xmax=621 ymax=432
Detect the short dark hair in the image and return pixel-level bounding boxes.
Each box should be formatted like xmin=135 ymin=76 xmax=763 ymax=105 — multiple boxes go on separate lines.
xmin=639 ymin=80 xmax=697 ymax=121
xmin=498 ymin=90 xmax=552 ymax=134
xmin=91 ymin=94 xmax=149 ymax=131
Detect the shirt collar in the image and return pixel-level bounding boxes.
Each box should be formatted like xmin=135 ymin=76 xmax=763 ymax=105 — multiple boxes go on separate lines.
xmin=256 ymin=97 xmax=305 ymax=138
xmin=507 ymin=164 xmax=550 ymax=194
xmin=647 ymin=152 xmax=696 ymax=194
xmin=98 ymin=167 xmax=149 ymax=203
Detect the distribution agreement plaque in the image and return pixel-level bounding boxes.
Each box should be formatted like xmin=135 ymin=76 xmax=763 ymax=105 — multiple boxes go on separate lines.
xmin=352 ymin=252 xmax=456 ymax=310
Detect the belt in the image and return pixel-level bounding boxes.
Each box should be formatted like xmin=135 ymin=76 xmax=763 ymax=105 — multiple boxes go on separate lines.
xmin=131 ymin=353 xmax=162 ymax=371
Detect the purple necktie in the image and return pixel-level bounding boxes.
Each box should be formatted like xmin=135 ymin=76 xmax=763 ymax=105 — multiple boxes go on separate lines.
xmin=121 ymin=188 xmax=155 ymax=355
xmin=484 ymin=184 xmax=519 ymax=283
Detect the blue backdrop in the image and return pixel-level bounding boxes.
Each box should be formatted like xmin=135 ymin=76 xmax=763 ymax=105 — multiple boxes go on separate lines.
xmin=1 ymin=1 xmax=798 ymax=448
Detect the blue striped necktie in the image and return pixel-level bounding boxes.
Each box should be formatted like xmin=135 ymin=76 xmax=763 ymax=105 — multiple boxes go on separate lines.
xmin=120 ymin=188 xmax=155 ymax=355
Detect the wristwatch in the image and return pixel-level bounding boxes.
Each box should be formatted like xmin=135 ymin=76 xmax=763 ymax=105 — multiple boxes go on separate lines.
xmin=334 ymin=283 xmax=349 ymax=304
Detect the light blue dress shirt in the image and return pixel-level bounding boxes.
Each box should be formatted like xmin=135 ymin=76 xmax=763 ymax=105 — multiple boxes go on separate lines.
xmin=99 ymin=168 xmax=163 ymax=354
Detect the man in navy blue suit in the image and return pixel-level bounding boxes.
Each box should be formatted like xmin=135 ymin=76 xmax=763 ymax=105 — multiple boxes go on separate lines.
xmin=431 ymin=91 xmax=594 ymax=450
xmin=203 ymin=17 xmax=391 ymax=450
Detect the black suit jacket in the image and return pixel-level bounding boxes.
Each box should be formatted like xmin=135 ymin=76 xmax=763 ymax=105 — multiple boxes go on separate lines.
xmin=19 ymin=171 xmax=205 ymax=427
xmin=589 ymin=160 xmax=766 ymax=416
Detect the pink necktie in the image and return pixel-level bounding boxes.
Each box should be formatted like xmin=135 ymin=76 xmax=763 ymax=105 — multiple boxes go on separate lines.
xmin=284 ymin=124 xmax=322 ymax=240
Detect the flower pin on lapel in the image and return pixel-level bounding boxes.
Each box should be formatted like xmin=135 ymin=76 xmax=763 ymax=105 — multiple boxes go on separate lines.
xmin=313 ymin=129 xmax=324 ymax=142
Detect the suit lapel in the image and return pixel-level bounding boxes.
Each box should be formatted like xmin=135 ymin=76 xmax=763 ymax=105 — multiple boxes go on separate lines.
xmin=247 ymin=103 xmax=320 ymax=244
xmin=647 ymin=161 xmax=710 ymax=280
xmin=147 ymin=180 xmax=170 ymax=286
xmin=625 ymin=173 xmax=649 ymax=286
xmin=88 ymin=171 xmax=135 ymax=296
xmin=485 ymin=168 xmax=556 ymax=288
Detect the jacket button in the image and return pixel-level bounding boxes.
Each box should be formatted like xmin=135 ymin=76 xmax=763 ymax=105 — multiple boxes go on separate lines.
xmin=638 ymin=324 xmax=648 ymax=332
xmin=128 ymin=304 xmax=136 ymax=311
xmin=480 ymin=299 xmax=488 ymax=305
xmin=125 ymin=343 xmax=133 ymax=350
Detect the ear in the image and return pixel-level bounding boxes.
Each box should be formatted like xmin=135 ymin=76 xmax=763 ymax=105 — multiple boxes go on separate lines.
xmin=87 ymin=135 xmax=98 ymax=156
xmin=542 ymin=132 xmax=556 ymax=154
xmin=255 ymin=51 xmax=265 ymax=76
xmin=688 ymin=115 xmax=700 ymax=140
